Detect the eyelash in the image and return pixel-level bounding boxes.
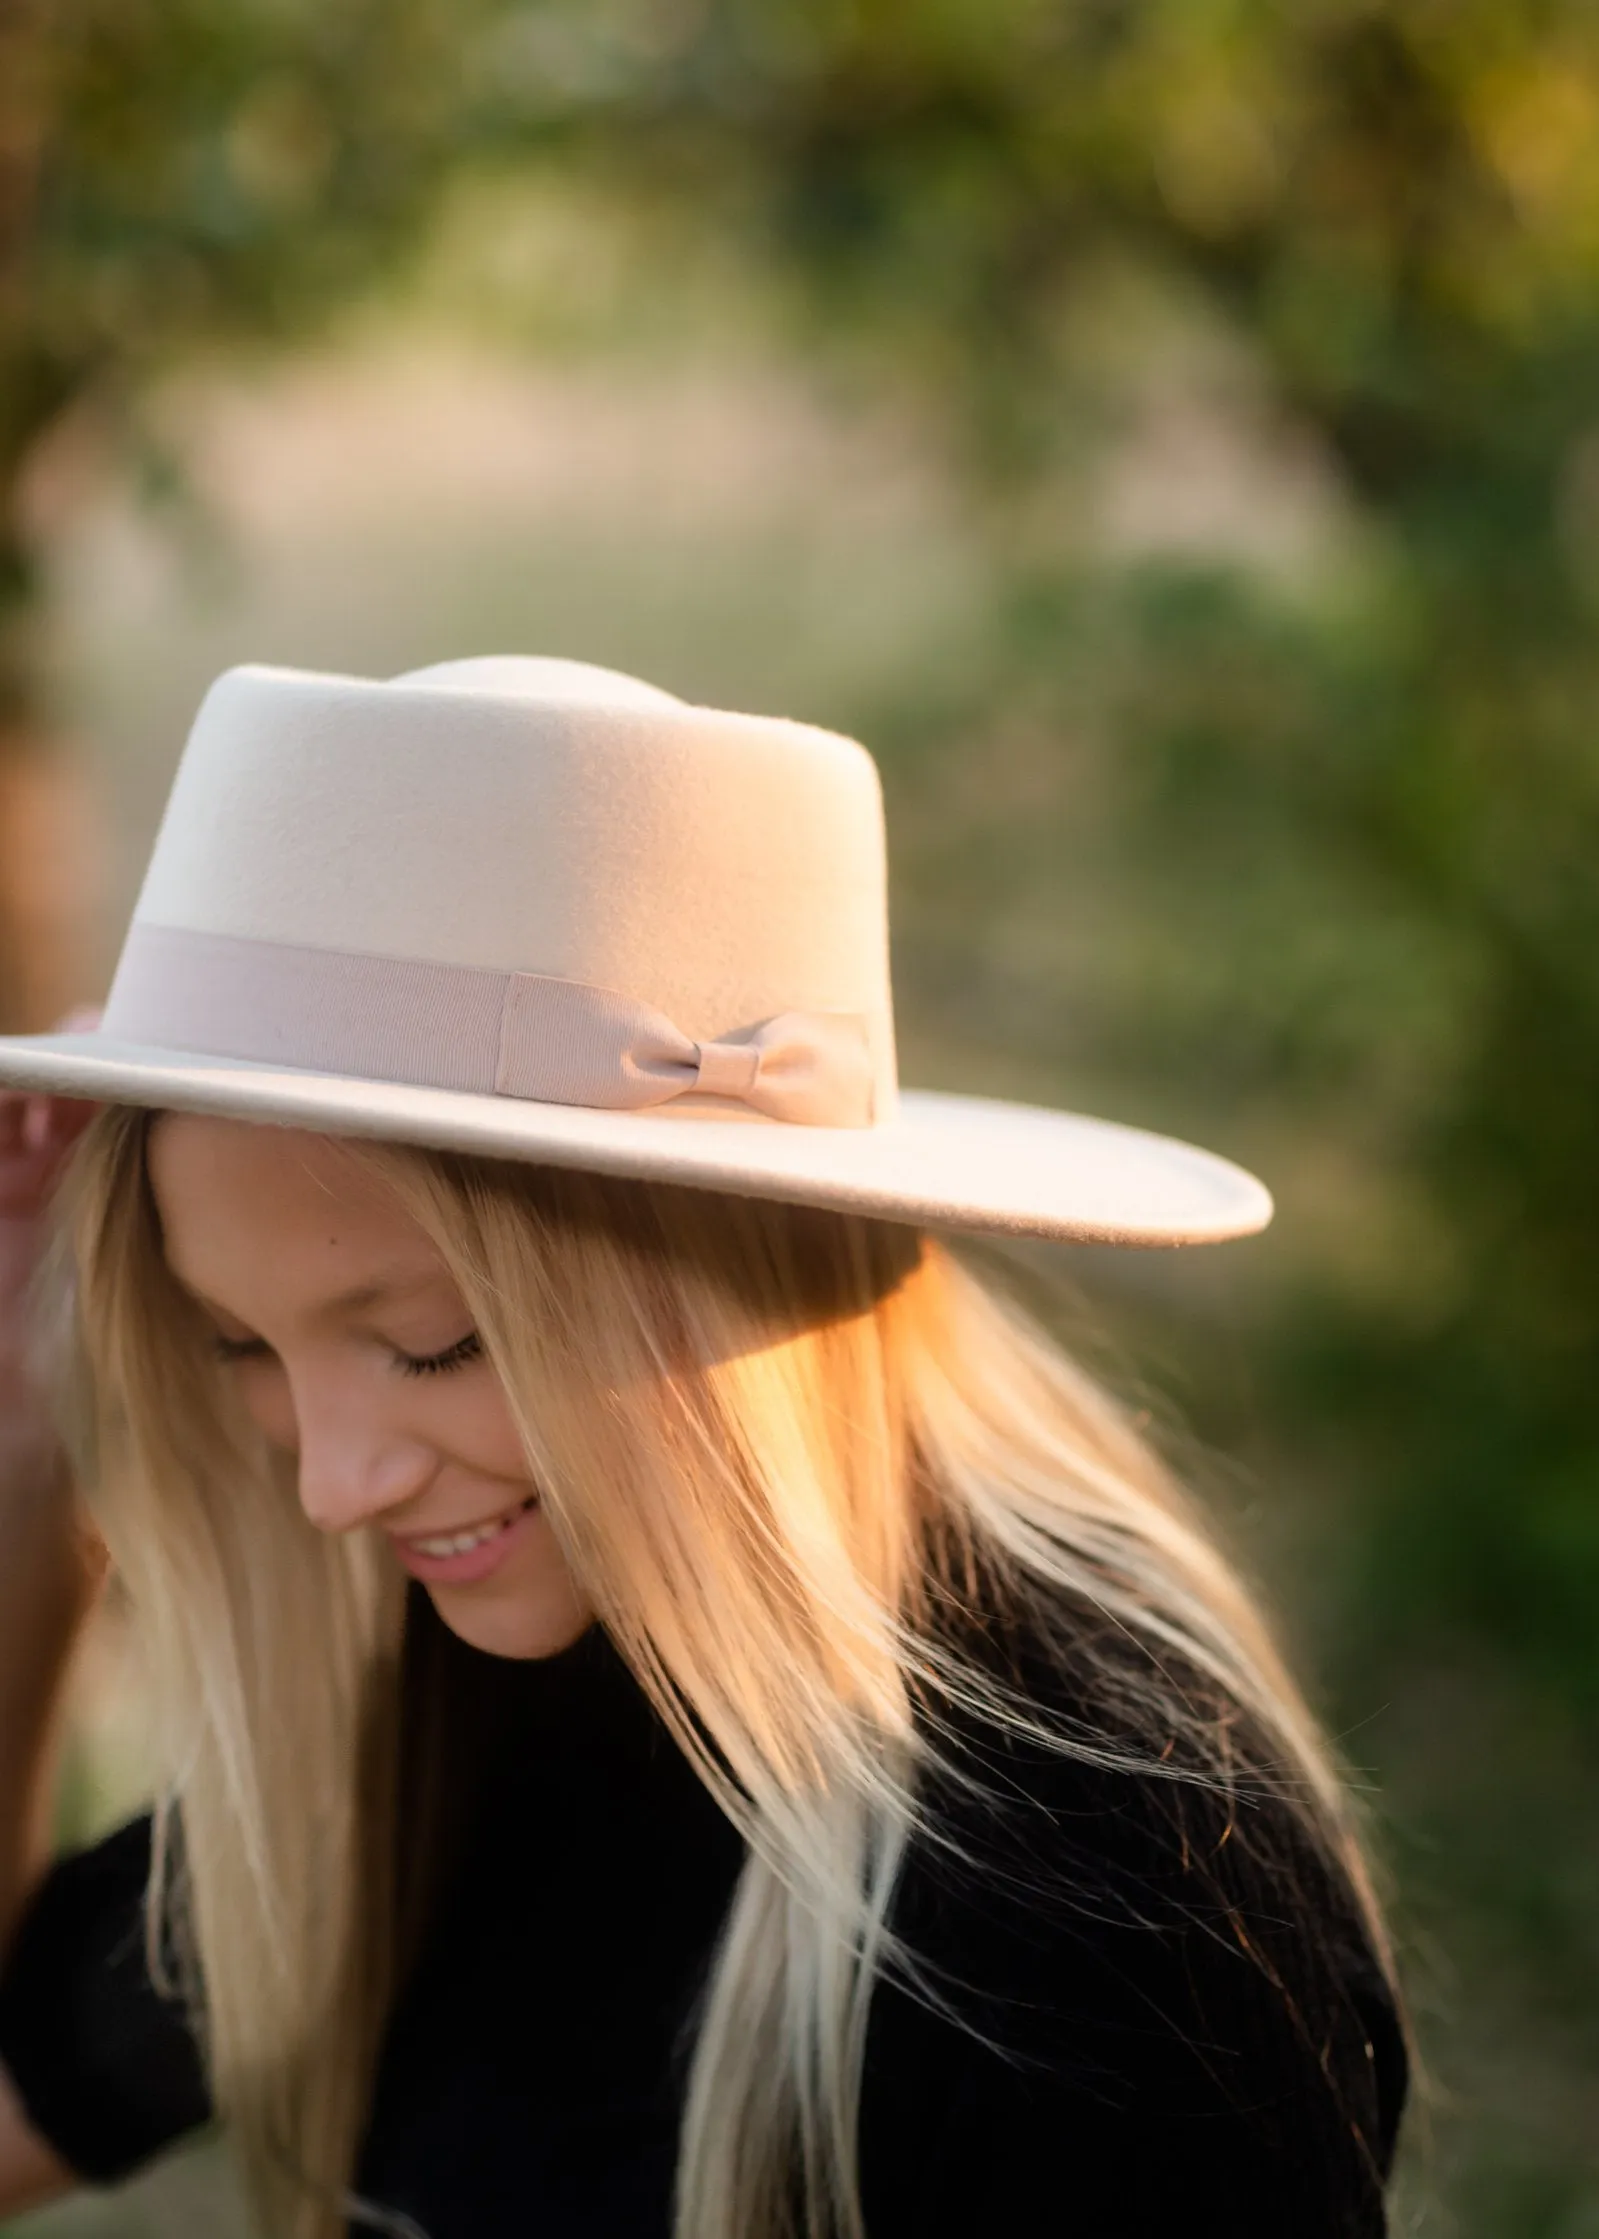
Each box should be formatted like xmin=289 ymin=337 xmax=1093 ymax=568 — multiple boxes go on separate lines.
xmin=399 ymin=1331 xmax=484 ymax=1378
xmin=212 ymin=1331 xmax=485 ymax=1378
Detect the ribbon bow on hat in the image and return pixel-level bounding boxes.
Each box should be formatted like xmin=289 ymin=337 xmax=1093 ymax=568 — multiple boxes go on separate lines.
xmin=495 ymin=972 xmax=877 ymax=1126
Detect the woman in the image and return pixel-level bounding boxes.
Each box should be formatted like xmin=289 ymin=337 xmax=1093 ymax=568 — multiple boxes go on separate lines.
xmin=0 ymin=657 xmax=1406 ymax=2238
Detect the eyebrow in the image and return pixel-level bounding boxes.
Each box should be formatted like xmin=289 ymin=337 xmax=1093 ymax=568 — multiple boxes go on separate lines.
xmin=319 ymin=1274 xmax=429 ymax=1316
xmin=170 ymin=1266 xmax=443 ymax=1323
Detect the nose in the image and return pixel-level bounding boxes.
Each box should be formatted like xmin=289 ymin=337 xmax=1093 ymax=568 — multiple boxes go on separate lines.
xmin=292 ymin=1378 xmax=438 ymax=1536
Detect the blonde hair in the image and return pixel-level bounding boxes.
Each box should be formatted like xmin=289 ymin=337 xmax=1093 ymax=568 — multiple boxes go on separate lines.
xmin=46 ymin=1104 xmax=1395 ymax=2239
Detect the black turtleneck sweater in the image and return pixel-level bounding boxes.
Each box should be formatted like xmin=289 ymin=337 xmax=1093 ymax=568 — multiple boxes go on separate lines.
xmin=0 ymin=1595 xmax=1407 ymax=2236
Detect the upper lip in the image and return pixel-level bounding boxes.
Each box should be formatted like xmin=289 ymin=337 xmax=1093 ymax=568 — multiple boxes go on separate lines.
xmin=387 ymin=1495 xmax=532 ymax=1548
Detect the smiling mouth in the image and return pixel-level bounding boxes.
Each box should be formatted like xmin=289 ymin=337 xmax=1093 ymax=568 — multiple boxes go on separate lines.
xmin=396 ymin=1493 xmax=539 ymax=1560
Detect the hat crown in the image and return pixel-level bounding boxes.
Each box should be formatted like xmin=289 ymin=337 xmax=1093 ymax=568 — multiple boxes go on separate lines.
xmin=107 ymin=660 xmax=898 ymax=1121
xmin=390 ymin=654 xmax=686 ymax=709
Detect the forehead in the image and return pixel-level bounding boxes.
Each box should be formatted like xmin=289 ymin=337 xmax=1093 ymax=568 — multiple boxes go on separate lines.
xmin=146 ymin=1113 xmax=444 ymax=1301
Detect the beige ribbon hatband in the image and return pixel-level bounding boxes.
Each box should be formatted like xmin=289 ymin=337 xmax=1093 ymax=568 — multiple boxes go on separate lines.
xmin=103 ymin=924 xmax=877 ymax=1128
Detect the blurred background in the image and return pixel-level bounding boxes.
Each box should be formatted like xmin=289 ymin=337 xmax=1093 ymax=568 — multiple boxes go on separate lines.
xmin=3 ymin=2 xmax=1597 ymax=2232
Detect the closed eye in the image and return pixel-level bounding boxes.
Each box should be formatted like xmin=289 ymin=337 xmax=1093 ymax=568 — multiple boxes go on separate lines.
xmin=395 ymin=1331 xmax=484 ymax=1378
xmin=212 ymin=1334 xmax=272 ymax=1365
xmin=211 ymin=1331 xmax=485 ymax=1377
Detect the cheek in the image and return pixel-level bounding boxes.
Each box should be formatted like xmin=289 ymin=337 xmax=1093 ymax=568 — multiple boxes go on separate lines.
xmin=229 ymin=1366 xmax=532 ymax=1475
xmin=440 ymin=1376 xmax=534 ymax=1479
xmin=235 ymin=1371 xmax=299 ymax=1452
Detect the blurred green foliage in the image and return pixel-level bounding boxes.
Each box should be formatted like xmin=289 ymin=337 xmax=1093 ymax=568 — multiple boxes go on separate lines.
xmin=4 ymin=2 xmax=1598 ymax=2233
xmin=0 ymin=0 xmax=536 ymax=722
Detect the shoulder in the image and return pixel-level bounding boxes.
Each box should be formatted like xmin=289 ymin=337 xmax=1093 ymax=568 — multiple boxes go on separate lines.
xmin=0 ymin=1814 xmax=212 ymax=2185
xmin=858 ymin=1588 xmax=1408 ymax=2234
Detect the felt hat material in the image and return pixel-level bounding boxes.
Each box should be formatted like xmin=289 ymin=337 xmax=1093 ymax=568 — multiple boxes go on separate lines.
xmin=0 ymin=656 xmax=1272 ymax=1247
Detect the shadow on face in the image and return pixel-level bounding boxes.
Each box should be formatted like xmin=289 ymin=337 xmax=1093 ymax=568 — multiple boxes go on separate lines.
xmin=145 ymin=1111 xmax=594 ymax=1660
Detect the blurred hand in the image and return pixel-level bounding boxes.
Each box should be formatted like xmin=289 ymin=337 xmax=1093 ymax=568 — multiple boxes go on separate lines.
xmin=0 ymin=1007 xmax=104 ymax=1500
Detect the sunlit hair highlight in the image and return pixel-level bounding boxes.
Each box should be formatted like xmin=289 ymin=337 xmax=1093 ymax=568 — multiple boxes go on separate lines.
xmin=44 ymin=1105 xmax=1395 ymax=2239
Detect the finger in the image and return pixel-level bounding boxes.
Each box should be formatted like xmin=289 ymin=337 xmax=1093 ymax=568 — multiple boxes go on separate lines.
xmin=20 ymin=1094 xmax=101 ymax=1169
xmin=0 ymin=1005 xmax=99 ymax=1158
xmin=0 ymin=1093 xmax=101 ymax=1196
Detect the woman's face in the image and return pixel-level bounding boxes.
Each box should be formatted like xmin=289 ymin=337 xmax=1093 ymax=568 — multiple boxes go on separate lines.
xmin=146 ymin=1113 xmax=594 ymax=1661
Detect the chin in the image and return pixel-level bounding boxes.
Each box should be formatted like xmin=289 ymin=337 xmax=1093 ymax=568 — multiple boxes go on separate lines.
xmin=426 ymin=1567 xmax=596 ymax=1661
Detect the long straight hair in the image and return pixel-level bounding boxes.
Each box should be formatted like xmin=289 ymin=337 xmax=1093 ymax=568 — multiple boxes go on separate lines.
xmin=45 ymin=1105 xmax=1395 ymax=2239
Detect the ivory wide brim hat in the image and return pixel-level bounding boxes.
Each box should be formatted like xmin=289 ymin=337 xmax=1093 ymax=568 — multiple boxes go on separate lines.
xmin=0 ymin=656 xmax=1271 ymax=1248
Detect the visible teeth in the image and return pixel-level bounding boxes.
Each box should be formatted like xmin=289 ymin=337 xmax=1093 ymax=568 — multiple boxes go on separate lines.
xmin=412 ymin=1496 xmax=534 ymax=1559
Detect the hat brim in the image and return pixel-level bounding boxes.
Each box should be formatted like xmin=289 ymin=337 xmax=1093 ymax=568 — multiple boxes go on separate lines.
xmin=0 ymin=1033 xmax=1270 ymax=1248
